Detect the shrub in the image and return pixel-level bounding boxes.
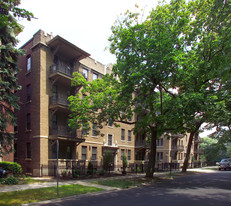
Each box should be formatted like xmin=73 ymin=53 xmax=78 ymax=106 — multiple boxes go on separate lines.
xmin=0 ymin=176 xmax=18 ymax=185
xmin=122 ymin=155 xmax=128 ymax=174
xmin=72 ymin=169 xmax=80 ymax=178
xmin=0 ymin=161 xmax=22 ymax=177
xmin=98 ymin=169 xmax=105 ymax=176
xmin=103 ymin=150 xmax=113 ymax=171
xmin=61 ymin=170 xmax=67 ymax=177
xmin=87 ymin=162 xmax=94 ymax=176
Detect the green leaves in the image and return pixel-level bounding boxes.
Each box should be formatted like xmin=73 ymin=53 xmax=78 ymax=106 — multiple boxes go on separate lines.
xmin=0 ymin=0 xmax=33 ymax=155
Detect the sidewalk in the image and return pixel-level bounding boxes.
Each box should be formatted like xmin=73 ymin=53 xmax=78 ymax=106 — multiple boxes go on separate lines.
xmin=1 ymin=168 xmax=207 ymax=194
xmin=0 ymin=173 xmax=147 ymax=193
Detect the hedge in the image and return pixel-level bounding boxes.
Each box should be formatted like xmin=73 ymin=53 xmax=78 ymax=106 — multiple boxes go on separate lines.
xmin=0 ymin=161 xmax=22 ymax=177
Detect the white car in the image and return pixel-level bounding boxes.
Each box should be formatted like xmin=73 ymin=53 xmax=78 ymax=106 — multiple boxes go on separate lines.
xmin=218 ymin=158 xmax=231 ymax=170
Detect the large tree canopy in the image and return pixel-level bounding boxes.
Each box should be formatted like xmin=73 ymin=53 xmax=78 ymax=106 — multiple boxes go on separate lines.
xmin=68 ymin=0 xmax=231 ymax=177
xmin=0 ymin=0 xmax=33 ymax=155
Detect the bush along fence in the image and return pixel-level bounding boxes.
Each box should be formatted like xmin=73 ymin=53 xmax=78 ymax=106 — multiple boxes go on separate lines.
xmin=37 ymin=160 xmax=182 ymax=177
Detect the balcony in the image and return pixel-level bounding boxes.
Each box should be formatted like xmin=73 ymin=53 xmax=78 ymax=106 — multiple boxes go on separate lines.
xmin=172 ymin=134 xmax=185 ymax=139
xmin=49 ymin=96 xmax=69 ymax=112
xmin=49 ymin=126 xmax=84 ymax=142
xmin=49 ymin=64 xmax=73 ymax=85
xmin=171 ymin=145 xmax=184 ymax=151
xmin=135 ymin=140 xmax=146 ymax=148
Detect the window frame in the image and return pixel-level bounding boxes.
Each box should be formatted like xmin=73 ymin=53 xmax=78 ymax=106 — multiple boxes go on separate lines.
xmin=82 ymin=68 xmax=88 ymax=80
xmin=93 ymin=73 xmax=98 ymax=80
xmin=128 ymin=150 xmax=131 ymax=161
xmin=92 ymin=123 xmax=98 ymax=136
xmin=121 ymin=129 xmax=125 ymax=141
xmin=128 ymin=130 xmax=132 ymax=141
xmin=81 ymin=146 xmax=87 ymax=160
xmin=108 ymin=134 xmax=113 ymax=146
xmin=92 ymin=147 xmax=97 ymax=160
xmin=27 ymin=56 xmax=31 ymax=72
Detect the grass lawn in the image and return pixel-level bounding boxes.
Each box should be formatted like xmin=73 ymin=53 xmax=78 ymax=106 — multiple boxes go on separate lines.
xmin=91 ymin=177 xmax=158 ymax=188
xmin=0 ymin=184 xmax=104 ymax=206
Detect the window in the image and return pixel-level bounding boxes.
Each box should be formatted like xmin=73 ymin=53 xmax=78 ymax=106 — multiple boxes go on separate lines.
xmin=92 ymin=147 xmax=97 ymax=160
xmin=66 ymin=146 xmax=71 ymax=159
xmin=128 ymin=150 xmax=131 ymax=161
xmin=121 ymin=149 xmax=125 ymax=160
xmin=108 ymin=118 xmax=113 ymax=127
xmin=14 ymin=143 xmax=17 ymax=159
xmin=157 ymin=152 xmax=163 ymax=161
xmin=157 ymin=138 xmax=163 ymax=146
xmin=26 ymin=84 xmax=31 ymax=102
xmin=52 ymin=114 xmax=57 ymax=129
xmin=93 ymin=73 xmax=98 ymax=80
xmin=121 ymin=129 xmax=125 ymax=140
xmin=26 ymin=113 xmax=31 ymax=130
xmin=108 ymin=134 xmax=112 ymax=145
xmin=92 ymin=123 xmax=98 ymax=136
xmin=128 ymin=130 xmax=131 ymax=141
xmin=82 ymin=121 xmax=87 ymax=136
xmin=82 ymin=94 xmax=87 ymax=99
xmin=52 ymin=143 xmax=57 ymax=159
xmin=27 ymin=56 xmax=31 ymax=72
xmin=128 ymin=115 xmax=132 ymax=121
xmin=26 ymin=142 xmax=31 ymax=158
xmin=82 ymin=68 xmax=88 ymax=79
xmin=81 ymin=146 xmax=87 ymax=160
xmin=52 ymin=85 xmax=57 ymax=101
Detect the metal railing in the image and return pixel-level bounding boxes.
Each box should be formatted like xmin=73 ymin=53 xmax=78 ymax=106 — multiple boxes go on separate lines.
xmin=49 ymin=126 xmax=82 ymax=139
xmin=49 ymin=96 xmax=69 ymax=107
xmin=49 ymin=64 xmax=73 ymax=77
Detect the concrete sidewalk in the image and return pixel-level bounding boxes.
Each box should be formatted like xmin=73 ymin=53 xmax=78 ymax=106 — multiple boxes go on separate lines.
xmin=0 ymin=173 xmax=147 ymax=193
xmin=1 ymin=168 xmax=213 ymax=194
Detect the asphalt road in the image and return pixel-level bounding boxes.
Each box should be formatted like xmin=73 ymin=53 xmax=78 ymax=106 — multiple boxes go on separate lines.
xmin=32 ymin=170 xmax=231 ymax=206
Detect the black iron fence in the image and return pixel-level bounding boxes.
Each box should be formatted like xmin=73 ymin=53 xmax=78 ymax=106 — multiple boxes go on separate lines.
xmin=38 ymin=160 xmax=206 ymax=177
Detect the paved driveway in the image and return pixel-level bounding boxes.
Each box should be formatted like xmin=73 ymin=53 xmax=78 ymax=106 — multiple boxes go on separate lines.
xmin=28 ymin=169 xmax=231 ymax=206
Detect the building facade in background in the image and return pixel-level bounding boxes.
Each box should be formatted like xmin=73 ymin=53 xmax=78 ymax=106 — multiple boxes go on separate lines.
xmin=15 ymin=30 xmax=201 ymax=176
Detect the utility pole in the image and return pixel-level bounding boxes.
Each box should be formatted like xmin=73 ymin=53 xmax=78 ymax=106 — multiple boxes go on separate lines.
xmin=56 ymin=139 xmax=59 ymax=196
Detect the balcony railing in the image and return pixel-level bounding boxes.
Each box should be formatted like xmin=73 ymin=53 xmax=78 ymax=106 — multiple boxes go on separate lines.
xmin=49 ymin=64 xmax=73 ymax=77
xmin=171 ymin=145 xmax=184 ymax=151
xmin=49 ymin=125 xmax=82 ymax=139
xmin=49 ymin=96 xmax=69 ymax=107
xmin=135 ymin=140 xmax=146 ymax=147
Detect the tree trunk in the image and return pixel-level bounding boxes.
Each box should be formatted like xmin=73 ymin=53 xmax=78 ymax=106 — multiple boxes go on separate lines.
xmin=146 ymin=127 xmax=157 ymax=178
xmin=182 ymin=122 xmax=202 ymax=173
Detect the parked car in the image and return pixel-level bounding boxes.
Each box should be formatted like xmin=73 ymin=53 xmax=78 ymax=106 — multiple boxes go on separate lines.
xmin=218 ymin=158 xmax=231 ymax=170
xmin=0 ymin=169 xmax=6 ymax=178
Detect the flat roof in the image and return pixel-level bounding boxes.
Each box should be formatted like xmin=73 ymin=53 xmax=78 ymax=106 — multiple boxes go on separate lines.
xmin=47 ymin=35 xmax=90 ymax=62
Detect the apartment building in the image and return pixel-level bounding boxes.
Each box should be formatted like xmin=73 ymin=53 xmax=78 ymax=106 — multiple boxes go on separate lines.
xmin=135 ymin=132 xmax=201 ymax=168
xmin=15 ymin=30 xmax=135 ymax=176
xmin=15 ymin=30 xmax=200 ymax=176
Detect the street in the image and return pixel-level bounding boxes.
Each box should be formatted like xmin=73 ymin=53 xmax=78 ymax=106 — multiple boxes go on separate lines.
xmin=30 ymin=170 xmax=231 ymax=206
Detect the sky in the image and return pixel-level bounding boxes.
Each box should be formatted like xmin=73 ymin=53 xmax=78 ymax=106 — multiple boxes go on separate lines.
xmin=17 ymin=0 xmax=158 ymax=65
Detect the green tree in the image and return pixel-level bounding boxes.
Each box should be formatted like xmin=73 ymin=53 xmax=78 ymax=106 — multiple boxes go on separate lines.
xmin=0 ymin=0 xmax=33 ymax=155
xmin=179 ymin=0 xmax=231 ymax=172
xmin=227 ymin=144 xmax=231 ymax=158
xmin=200 ymin=137 xmax=227 ymax=163
xmin=69 ymin=0 xmax=192 ymax=178
xmin=68 ymin=0 xmax=231 ymax=177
